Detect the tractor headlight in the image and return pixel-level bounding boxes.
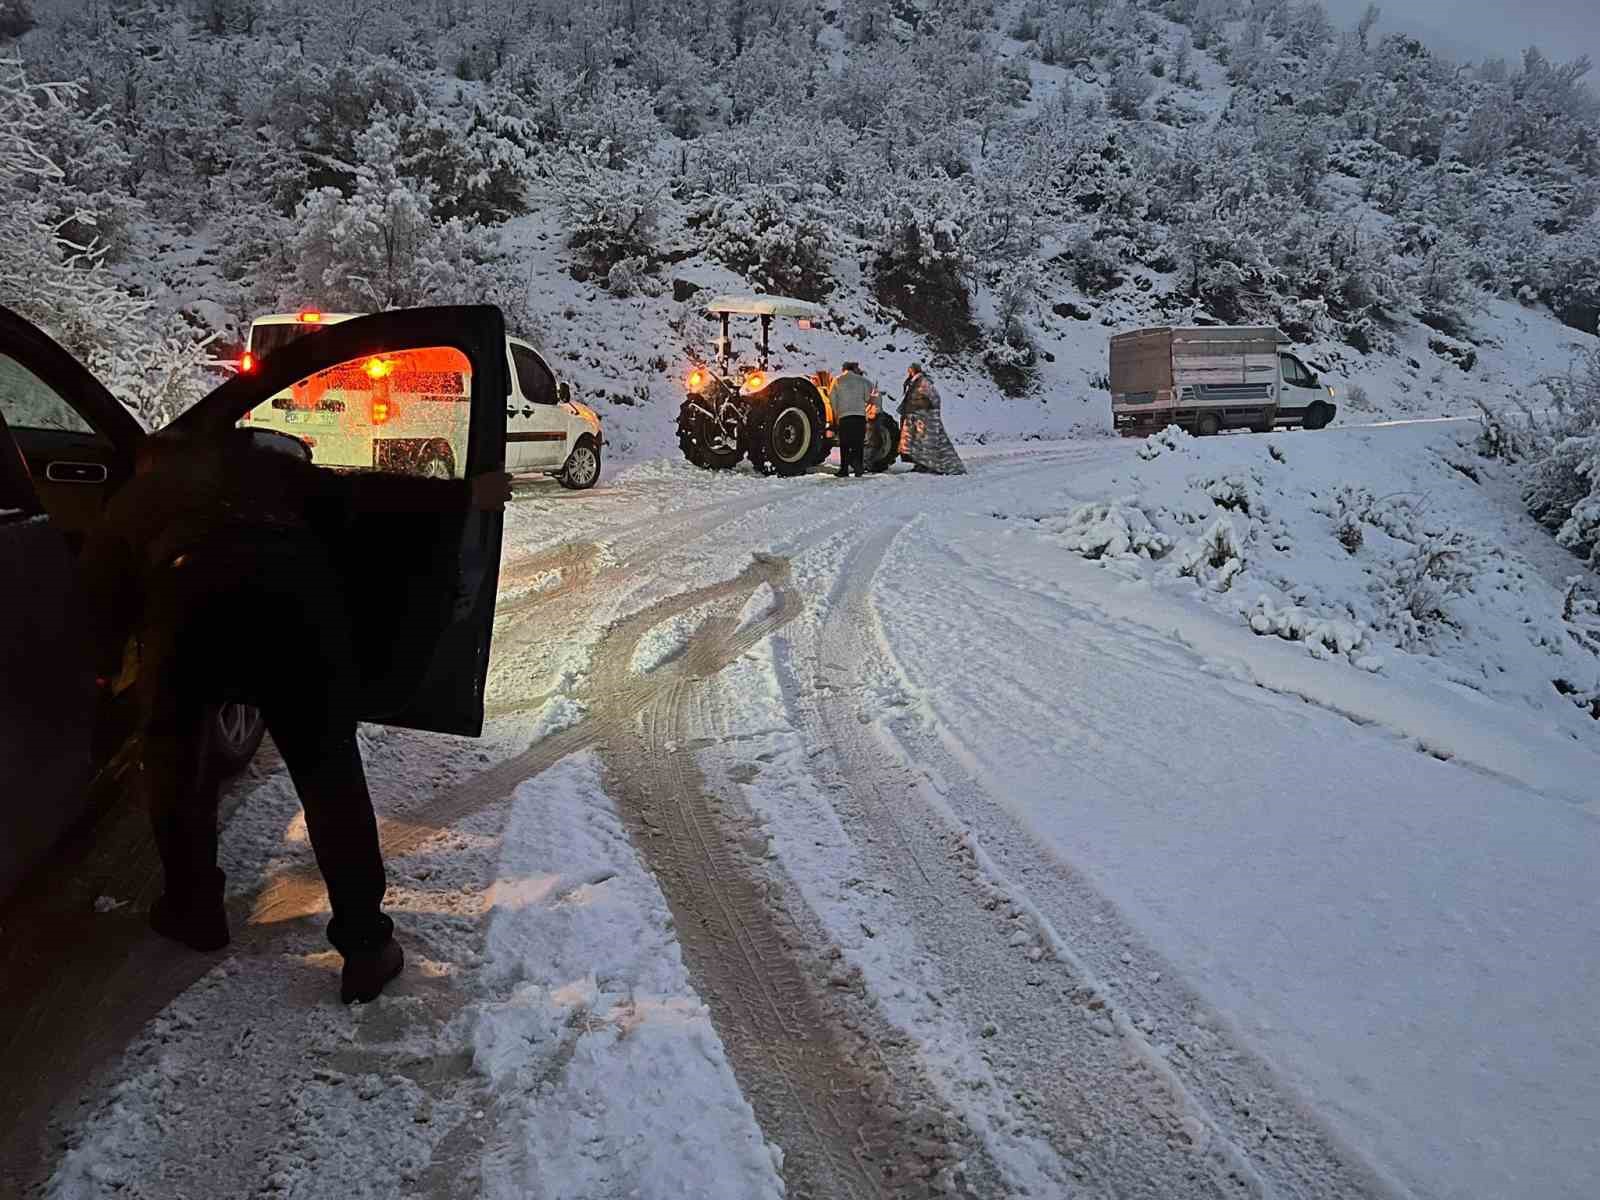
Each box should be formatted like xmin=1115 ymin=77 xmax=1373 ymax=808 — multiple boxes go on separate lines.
xmin=741 ymin=371 xmax=766 ymax=394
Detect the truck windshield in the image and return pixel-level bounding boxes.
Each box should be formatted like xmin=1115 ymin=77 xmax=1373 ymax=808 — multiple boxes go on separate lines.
xmin=249 ymin=323 xmax=322 ymax=361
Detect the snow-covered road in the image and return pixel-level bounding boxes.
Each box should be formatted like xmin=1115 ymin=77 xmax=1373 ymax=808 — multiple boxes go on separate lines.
xmin=25 ymin=428 xmax=1600 ymax=1200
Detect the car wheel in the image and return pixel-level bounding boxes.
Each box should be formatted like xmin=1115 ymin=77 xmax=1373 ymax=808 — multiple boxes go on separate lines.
xmin=747 ymin=384 xmax=823 ymax=477
xmin=211 ymin=703 xmax=266 ymax=776
xmin=866 ymin=413 xmax=900 ymax=473
xmin=560 ymin=437 xmax=601 ymax=490
xmin=1195 ymin=412 xmax=1221 ymax=436
xmin=676 ymin=398 xmax=743 ymax=470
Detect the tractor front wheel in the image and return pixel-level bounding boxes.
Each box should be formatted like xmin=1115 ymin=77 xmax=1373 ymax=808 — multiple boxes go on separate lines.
xmin=677 ymin=397 xmax=743 ymax=470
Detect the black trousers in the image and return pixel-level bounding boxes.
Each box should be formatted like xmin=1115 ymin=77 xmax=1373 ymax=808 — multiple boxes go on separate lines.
xmin=837 ymin=414 xmax=867 ymax=476
xmin=136 ymin=530 xmax=388 ymax=953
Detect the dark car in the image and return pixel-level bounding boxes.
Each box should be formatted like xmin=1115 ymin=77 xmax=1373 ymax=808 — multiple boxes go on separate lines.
xmin=0 ymin=304 xmax=509 ymax=901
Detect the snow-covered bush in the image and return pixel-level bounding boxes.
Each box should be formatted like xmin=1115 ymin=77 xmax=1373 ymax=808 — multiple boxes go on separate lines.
xmin=1372 ymin=530 xmax=1492 ymax=650
xmin=1521 ymin=349 xmax=1600 ymax=564
xmin=551 ymin=147 xmax=665 ymax=272
xmin=1047 ymin=498 xmax=1173 ymax=560
xmin=604 ymin=255 xmax=659 ymax=298
xmin=1472 ymin=398 xmax=1526 ymax=463
xmin=1247 ymin=596 xmax=1380 ymax=667
xmin=1137 ymin=425 xmax=1189 ymax=460
xmin=1107 ymin=60 xmax=1155 ymax=119
xmin=874 ymin=181 xmax=978 ymax=349
xmin=1198 ymin=472 xmax=1261 ymax=516
xmin=693 ymin=189 xmax=833 ymax=301
xmin=1175 ymin=516 xmax=1245 ymax=592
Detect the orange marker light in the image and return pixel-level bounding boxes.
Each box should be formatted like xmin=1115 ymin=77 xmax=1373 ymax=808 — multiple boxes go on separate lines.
xmin=365 ymin=357 xmax=392 ymax=379
xmin=688 ymin=369 xmax=704 ymax=391
xmin=371 ymin=398 xmax=390 ymax=424
xmin=298 ymin=310 xmax=323 ymax=323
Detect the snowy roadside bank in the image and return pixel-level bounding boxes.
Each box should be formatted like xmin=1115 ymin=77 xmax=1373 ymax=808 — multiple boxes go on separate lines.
xmin=870 ymin=424 xmax=1600 ymax=1200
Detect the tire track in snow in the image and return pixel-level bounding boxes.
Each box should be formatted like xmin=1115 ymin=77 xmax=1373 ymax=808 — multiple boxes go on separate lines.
xmin=584 ymin=562 xmax=988 ymax=1200
xmin=820 ymin=519 xmax=1401 ymax=1199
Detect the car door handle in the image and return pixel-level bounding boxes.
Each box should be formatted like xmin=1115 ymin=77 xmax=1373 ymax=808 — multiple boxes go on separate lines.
xmin=506 ymin=407 xmax=518 ymax=418
xmin=45 ymin=460 xmax=108 ymax=484
xmin=521 ymin=407 xmax=536 ymax=417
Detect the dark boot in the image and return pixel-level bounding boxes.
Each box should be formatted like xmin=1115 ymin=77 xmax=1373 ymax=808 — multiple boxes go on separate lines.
xmin=341 ymin=939 xmax=404 ymax=1004
xmin=330 ymin=912 xmax=403 ymax=1003
xmin=149 ymin=867 xmax=229 ymax=951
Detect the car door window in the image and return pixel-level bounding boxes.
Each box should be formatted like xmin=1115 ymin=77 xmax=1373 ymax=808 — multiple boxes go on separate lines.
xmin=1 ymin=353 xmax=99 ymax=436
xmin=248 ymin=346 xmax=475 ymax=479
xmin=512 ymin=345 xmax=556 ymax=406
xmin=171 ymin=306 xmax=509 ymax=736
xmin=1281 ymin=356 xmax=1310 ymax=387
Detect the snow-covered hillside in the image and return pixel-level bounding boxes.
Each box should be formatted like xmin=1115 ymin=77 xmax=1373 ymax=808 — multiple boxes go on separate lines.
xmin=4 ymin=0 xmax=1599 ymax=446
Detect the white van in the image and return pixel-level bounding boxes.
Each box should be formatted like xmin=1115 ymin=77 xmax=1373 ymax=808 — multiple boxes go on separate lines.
xmin=239 ymin=311 xmax=604 ymax=487
xmin=1109 ymin=326 xmax=1337 ymax=436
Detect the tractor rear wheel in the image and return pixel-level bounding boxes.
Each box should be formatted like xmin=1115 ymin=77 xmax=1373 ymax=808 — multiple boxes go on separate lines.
xmin=677 ymin=397 xmax=742 ymax=470
xmin=865 ymin=413 xmax=900 ymax=473
xmin=747 ymin=384 xmax=824 ymax=477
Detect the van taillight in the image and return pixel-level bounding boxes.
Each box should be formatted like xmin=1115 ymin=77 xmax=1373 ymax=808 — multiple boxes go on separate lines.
xmin=371 ymin=398 xmax=390 ymax=424
xmin=240 ymin=351 xmax=255 ymax=373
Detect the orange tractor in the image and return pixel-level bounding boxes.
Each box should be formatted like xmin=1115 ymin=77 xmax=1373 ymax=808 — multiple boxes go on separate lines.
xmin=675 ymin=295 xmax=900 ymax=476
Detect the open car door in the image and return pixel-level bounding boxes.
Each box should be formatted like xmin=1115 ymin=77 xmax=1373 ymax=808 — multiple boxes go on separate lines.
xmin=169 ymin=306 xmax=508 ymax=737
xmin=0 ymin=307 xmax=146 ymax=899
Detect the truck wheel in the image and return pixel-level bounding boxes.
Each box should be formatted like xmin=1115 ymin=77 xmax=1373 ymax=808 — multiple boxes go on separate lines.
xmin=747 ymin=385 xmax=823 ymax=477
xmin=1304 ymin=401 xmax=1334 ymax=430
xmin=1196 ymin=412 xmax=1221 ymax=436
xmin=210 ymin=703 xmax=266 ymax=776
xmin=866 ymin=413 xmax=900 ymax=472
xmin=676 ymin=398 xmax=742 ymax=470
xmin=559 ymin=436 xmax=601 ymax=490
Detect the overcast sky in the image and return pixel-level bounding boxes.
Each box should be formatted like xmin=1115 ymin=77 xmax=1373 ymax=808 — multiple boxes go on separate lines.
xmin=1321 ymin=0 xmax=1600 ymax=68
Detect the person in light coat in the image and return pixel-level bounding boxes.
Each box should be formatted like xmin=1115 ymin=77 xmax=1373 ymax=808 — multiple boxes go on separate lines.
xmin=897 ymin=364 xmax=966 ymax=475
xmin=830 ymin=361 xmax=872 ymax=477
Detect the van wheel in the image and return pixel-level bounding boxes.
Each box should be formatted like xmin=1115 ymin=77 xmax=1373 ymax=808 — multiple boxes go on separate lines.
xmin=417 ymin=442 xmax=455 ymax=478
xmin=1195 ymin=413 xmax=1221 ymax=436
xmin=560 ymin=436 xmax=601 ymax=490
xmin=1304 ymin=401 xmax=1334 ymax=430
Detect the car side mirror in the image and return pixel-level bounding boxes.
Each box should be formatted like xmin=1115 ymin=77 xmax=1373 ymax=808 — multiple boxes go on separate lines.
xmin=557 ymin=381 xmax=572 ymax=404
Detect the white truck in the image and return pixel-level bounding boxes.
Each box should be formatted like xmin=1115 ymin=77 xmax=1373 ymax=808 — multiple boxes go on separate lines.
xmin=239 ymin=311 xmax=604 ymax=487
xmin=1110 ymin=326 xmax=1337 ymax=437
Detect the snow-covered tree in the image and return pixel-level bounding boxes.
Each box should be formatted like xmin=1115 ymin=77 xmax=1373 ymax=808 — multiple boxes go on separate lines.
xmin=0 ymin=0 xmax=34 ymax=40
xmin=1 ymin=54 xmax=213 ymax=426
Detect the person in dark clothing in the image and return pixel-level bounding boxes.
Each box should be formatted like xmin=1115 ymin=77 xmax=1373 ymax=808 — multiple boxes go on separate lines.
xmin=830 ymin=361 xmax=871 ymax=478
xmin=82 ymin=428 xmax=511 ymax=1003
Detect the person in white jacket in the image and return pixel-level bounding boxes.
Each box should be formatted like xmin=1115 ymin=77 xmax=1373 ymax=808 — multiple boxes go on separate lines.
xmin=830 ymin=361 xmax=872 ymax=478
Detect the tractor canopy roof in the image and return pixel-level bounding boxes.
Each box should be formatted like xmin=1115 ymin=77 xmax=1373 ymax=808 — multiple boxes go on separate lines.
xmin=704 ymin=294 xmax=825 ymax=321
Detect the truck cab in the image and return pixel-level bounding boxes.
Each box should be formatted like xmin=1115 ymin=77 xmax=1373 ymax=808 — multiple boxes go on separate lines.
xmin=241 ymin=311 xmax=603 ymax=488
